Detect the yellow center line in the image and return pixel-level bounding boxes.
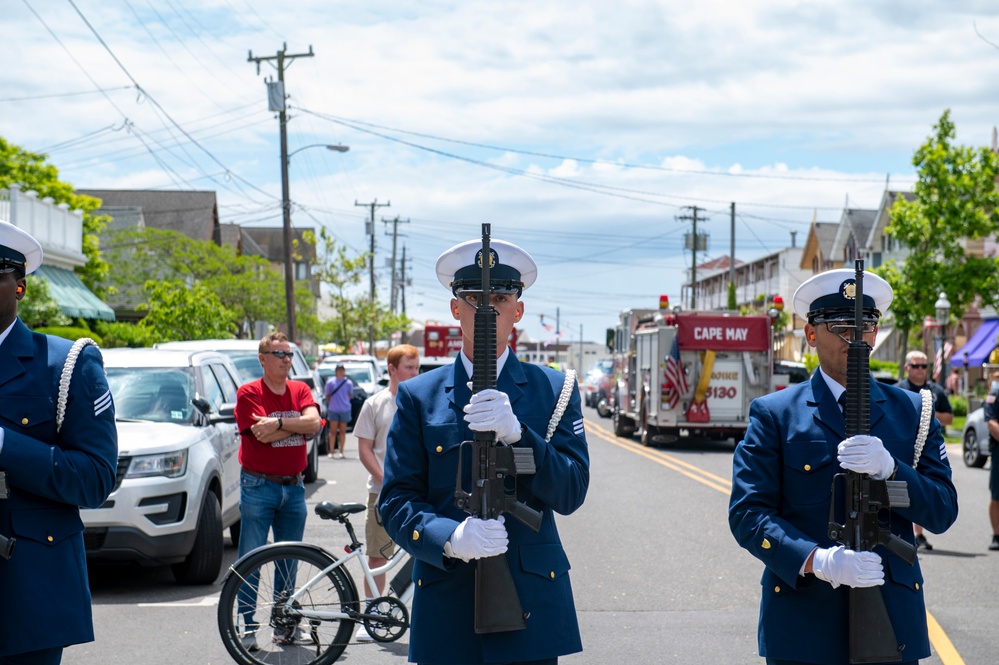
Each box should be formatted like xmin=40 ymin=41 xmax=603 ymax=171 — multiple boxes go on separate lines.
xmin=583 ymin=418 xmax=965 ymax=665
xmin=927 ymin=609 xmax=966 ymax=665
xmin=584 ymin=421 xmax=731 ymax=494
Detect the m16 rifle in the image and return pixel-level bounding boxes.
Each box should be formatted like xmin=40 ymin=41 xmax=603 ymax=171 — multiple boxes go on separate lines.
xmin=827 ymin=259 xmax=917 ymax=664
xmin=454 ymin=223 xmax=543 ymax=634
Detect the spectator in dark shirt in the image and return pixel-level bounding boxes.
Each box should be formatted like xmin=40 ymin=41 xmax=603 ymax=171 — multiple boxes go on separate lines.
xmin=896 ymin=349 xmax=953 ymax=550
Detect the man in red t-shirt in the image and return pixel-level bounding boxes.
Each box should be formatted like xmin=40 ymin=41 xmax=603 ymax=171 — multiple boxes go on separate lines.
xmin=233 ymin=332 xmax=320 ymax=649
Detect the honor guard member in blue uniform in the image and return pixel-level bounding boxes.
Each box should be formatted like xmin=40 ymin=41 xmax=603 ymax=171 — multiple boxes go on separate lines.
xmin=380 ymin=237 xmax=589 ymax=665
xmin=729 ymin=269 xmax=958 ymax=665
xmin=0 ymin=221 xmax=118 ymax=665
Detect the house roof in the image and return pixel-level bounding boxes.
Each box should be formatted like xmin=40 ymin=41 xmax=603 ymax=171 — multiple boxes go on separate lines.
xmin=830 ymin=208 xmax=877 ymax=262
xmin=865 ymin=190 xmax=916 ymax=251
xmin=241 ymin=227 xmax=316 ymax=262
xmin=77 ymin=189 xmax=219 ymax=242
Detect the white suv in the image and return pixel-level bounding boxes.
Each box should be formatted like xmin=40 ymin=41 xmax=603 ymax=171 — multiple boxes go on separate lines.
xmin=82 ymin=348 xmax=243 ymax=585
xmin=155 ymin=339 xmax=323 ymax=482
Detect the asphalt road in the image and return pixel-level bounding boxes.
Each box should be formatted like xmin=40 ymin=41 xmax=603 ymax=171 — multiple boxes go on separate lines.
xmin=72 ymin=405 xmax=995 ymax=664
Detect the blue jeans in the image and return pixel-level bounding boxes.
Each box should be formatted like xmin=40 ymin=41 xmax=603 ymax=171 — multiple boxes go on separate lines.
xmin=236 ymin=472 xmax=307 ymax=629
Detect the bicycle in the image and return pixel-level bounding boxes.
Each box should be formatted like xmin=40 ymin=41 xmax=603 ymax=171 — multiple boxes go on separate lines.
xmin=217 ymin=500 xmax=414 ymax=665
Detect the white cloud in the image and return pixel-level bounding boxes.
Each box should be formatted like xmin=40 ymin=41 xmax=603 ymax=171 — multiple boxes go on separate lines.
xmin=2 ymin=0 xmax=998 ymax=344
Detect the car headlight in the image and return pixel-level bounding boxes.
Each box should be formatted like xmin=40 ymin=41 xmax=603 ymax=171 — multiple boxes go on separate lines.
xmin=126 ymin=450 xmax=188 ymax=479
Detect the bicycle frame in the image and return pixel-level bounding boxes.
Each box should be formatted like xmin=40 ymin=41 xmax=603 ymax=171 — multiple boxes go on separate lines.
xmin=224 ymin=507 xmax=414 ymax=625
xmin=280 ymin=544 xmax=413 ymax=623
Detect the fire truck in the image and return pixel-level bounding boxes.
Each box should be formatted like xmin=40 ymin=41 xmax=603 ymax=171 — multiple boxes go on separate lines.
xmin=423 ymin=324 xmax=519 ymax=358
xmin=609 ymin=301 xmax=779 ymax=445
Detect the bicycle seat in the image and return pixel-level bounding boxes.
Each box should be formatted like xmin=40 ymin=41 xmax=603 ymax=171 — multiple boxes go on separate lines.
xmin=315 ymin=501 xmax=366 ymax=520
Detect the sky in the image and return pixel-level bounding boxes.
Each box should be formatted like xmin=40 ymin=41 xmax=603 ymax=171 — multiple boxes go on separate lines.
xmin=4 ymin=0 xmax=999 ymax=351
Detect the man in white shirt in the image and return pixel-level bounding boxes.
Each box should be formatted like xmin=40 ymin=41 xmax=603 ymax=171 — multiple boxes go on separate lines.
xmin=353 ymin=343 xmax=420 ymax=640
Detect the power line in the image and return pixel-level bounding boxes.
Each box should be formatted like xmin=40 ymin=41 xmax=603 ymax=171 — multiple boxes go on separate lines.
xmin=304 ymin=111 xmax=912 ymax=185
xmin=0 ymin=86 xmax=134 ymax=103
xmin=299 ymin=107 xmax=853 ymax=212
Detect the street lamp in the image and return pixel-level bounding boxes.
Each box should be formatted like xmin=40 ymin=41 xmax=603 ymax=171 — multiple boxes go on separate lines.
xmin=289 ymin=143 xmax=349 ymax=158
xmin=280 ymin=143 xmax=350 ymax=342
xmin=934 ymin=291 xmax=951 ymax=384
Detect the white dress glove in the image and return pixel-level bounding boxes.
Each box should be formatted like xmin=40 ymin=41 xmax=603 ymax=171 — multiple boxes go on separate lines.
xmin=463 ymin=389 xmax=522 ymax=443
xmin=811 ymin=545 xmax=885 ymax=589
xmin=837 ymin=434 xmax=896 ymax=480
xmin=444 ymin=516 xmax=509 ymax=562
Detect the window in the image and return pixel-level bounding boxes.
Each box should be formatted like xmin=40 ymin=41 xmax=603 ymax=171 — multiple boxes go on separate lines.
xmin=198 ymin=365 xmax=226 ymax=412
xmin=210 ymin=364 xmax=240 ymax=404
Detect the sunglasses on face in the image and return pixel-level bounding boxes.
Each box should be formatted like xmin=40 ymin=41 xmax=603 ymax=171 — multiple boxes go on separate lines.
xmin=815 ymin=319 xmax=877 ymax=335
xmin=908 ymin=363 xmax=928 ymax=369
xmin=264 ymin=351 xmax=294 ymax=359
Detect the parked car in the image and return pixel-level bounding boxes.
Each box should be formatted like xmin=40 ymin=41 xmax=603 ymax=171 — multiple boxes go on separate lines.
xmin=774 ymin=360 xmax=810 ymax=385
xmin=81 ymin=348 xmax=243 ymax=584
xmin=319 ymin=354 xmax=387 ymax=392
xmin=962 ymin=407 xmax=991 ymax=468
xmin=155 ymin=339 xmax=323 ymax=482
xmin=579 ymin=360 xmax=614 ymax=418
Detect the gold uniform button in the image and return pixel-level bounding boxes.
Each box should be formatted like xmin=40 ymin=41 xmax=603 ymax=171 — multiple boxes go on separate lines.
xmin=21 ymin=417 xmax=29 ymax=425
xmin=436 ymin=445 xmax=443 ymax=453
xmin=418 ymin=579 xmax=422 ymax=587
xmin=915 ymin=582 xmax=920 ymax=590
xmin=804 ymin=464 xmax=811 ymax=472
xmin=774 ymin=586 xmax=781 ymax=593
xmin=412 ymin=530 xmax=420 ymax=541
xmin=550 ymin=571 xmax=555 ymax=579
xmin=761 ymin=538 xmax=771 ymax=549
xmin=47 ymin=535 xmax=54 ymax=542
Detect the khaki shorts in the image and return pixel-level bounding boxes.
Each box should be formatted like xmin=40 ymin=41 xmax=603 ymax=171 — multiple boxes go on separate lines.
xmin=365 ymin=493 xmax=396 ymax=558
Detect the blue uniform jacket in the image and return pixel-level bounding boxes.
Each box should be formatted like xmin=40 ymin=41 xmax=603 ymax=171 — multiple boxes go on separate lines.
xmin=380 ymin=354 xmax=589 ymax=664
xmin=0 ymin=319 xmax=118 ymax=657
xmin=729 ymin=372 xmax=958 ymax=664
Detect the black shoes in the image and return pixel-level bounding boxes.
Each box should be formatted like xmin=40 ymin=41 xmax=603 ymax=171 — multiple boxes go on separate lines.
xmin=915 ymin=534 xmax=933 ymax=551
xmin=990 ymin=535 xmax=999 ymax=551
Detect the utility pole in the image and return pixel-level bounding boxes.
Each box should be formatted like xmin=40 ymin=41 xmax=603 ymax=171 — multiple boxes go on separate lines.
xmin=399 ymin=246 xmax=408 ymax=315
xmin=678 ymin=206 xmax=708 ymax=310
xmin=248 ymin=43 xmax=314 ymax=343
xmin=729 ymin=202 xmax=736 ymax=303
xmin=382 ymin=216 xmax=410 ymax=313
xmin=356 ymin=199 xmax=390 ymax=354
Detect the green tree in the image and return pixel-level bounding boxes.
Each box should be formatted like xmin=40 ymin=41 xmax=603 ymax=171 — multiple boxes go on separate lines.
xmin=137 ymin=280 xmax=237 ymax=341
xmin=312 ymin=228 xmax=378 ymax=349
xmin=102 ymin=227 xmax=284 ymax=333
xmin=882 ymin=110 xmax=999 ymax=364
xmin=0 ymin=137 xmax=110 ymax=294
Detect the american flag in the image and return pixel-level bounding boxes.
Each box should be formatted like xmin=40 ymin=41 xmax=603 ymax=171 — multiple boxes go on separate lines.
xmin=662 ymin=335 xmax=688 ymax=409
xmin=933 ymin=341 xmax=953 ymax=382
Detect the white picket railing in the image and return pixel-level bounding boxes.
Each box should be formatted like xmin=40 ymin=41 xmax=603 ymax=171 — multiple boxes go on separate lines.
xmin=0 ymin=184 xmax=86 ymax=266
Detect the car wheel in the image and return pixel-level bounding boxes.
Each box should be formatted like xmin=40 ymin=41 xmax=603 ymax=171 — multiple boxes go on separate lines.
xmin=964 ymin=428 xmax=988 ymax=468
xmin=172 ymin=492 xmax=223 ymax=585
xmin=304 ymin=436 xmax=319 ymax=483
xmin=612 ymin=397 xmax=634 ymax=438
xmin=596 ymin=397 xmax=612 ymax=419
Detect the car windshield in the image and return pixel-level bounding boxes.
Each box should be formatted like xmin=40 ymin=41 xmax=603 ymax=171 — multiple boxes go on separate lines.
xmin=106 ymin=367 xmax=196 ymax=424
xmin=217 ymin=350 xmax=264 ymax=384
xmin=344 ymin=366 xmax=374 ymax=385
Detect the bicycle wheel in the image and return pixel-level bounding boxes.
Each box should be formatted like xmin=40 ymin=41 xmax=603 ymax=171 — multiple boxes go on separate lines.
xmin=218 ymin=544 xmax=358 ymax=665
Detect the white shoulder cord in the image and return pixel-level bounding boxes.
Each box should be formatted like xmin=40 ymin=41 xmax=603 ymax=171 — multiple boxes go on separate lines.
xmin=56 ymin=338 xmax=99 ymax=433
xmin=545 ymin=369 xmax=577 ymax=443
xmin=912 ymin=388 xmax=933 ymax=469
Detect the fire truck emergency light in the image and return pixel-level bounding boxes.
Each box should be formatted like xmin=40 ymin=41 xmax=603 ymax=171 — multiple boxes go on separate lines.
xmin=659 ymin=295 xmax=669 ymax=310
